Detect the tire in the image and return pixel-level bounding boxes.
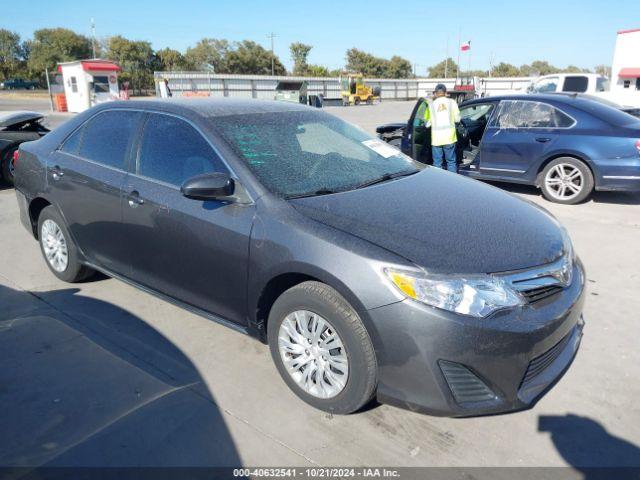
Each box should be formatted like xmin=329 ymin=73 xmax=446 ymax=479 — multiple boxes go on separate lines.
xmin=366 ymin=97 xmax=373 ymax=105
xmin=1 ymin=146 xmax=18 ymax=186
xmin=539 ymin=157 xmax=594 ymax=205
xmin=354 ymin=97 xmax=361 ymax=106
xmin=37 ymin=206 xmax=94 ymax=282
xmin=267 ymin=281 xmax=377 ymax=414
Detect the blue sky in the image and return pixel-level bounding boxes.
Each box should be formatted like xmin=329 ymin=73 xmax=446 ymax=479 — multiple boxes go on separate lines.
xmin=4 ymin=0 xmax=639 ymax=74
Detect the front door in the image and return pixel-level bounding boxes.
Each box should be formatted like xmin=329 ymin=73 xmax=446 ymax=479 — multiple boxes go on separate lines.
xmin=122 ymin=113 xmax=254 ymax=325
xmin=479 ymin=100 xmax=574 ymax=178
xmin=402 ymin=98 xmax=431 ymax=164
xmin=48 ymin=109 xmax=143 ymax=273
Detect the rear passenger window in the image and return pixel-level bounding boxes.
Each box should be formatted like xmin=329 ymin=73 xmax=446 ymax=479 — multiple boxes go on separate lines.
xmin=490 ymin=101 xmax=575 ymax=129
xmin=138 ymin=114 xmax=226 ymax=186
xmin=60 ymin=127 xmax=84 ymax=155
xmin=562 ymin=76 xmax=589 ymax=93
xmin=78 ymin=110 xmax=142 ymax=170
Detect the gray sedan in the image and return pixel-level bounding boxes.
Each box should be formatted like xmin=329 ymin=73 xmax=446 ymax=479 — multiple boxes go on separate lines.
xmin=14 ymin=99 xmax=584 ymax=416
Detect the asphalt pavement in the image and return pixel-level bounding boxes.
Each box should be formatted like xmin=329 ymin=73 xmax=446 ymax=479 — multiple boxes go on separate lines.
xmin=0 ymin=95 xmax=639 ymax=473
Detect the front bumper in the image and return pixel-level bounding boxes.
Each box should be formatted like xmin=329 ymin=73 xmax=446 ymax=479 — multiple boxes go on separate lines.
xmin=366 ymin=260 xmax=585 ymax=417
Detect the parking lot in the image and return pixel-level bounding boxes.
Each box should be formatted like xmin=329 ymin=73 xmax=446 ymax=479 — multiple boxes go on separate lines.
xmin=1 ymin=95 xmax=639 ymax=473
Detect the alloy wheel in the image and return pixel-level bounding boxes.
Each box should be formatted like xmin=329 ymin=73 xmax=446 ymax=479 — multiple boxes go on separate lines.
xmin=41 ymin=219 xmax=69 ymax=272
xmin=278 ymin=310 xmax=349 ymax=399
xmin=544 ymin=163 xmax=583 ymax=201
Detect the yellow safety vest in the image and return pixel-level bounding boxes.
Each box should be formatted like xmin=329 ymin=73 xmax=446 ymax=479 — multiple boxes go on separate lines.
xmin=424 ymin=97 xmax=461 ymax=146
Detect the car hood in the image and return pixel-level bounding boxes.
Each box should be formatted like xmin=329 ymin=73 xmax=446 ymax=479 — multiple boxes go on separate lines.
xmin=289 ymin=169 xmax=565 ymax=274
xmin=0 ymin=110 xmax=44 ymax=128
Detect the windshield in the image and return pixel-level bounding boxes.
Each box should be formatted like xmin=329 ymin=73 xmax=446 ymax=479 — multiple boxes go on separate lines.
xmin=213 ymin=110 xmax=422 ymax=198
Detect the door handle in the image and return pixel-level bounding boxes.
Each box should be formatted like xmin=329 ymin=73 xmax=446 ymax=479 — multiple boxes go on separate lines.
xmin=535 ymin=137 xmax=551 ymax=143
xmin=50 ymin=165 xmax=64 ymax=181
xmin=127 ymin=190 xmax=144 ymax=208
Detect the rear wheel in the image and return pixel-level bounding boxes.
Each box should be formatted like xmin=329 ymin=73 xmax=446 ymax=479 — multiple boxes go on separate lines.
xmin=267 ymin=281 xmax=377 ymax=414
xmin=37 ymin=206 xmax=94 ymax=282
xmin=1 ymin=146 xmax=18 ymax=186
xmin=354 ymin=97 xmax=361 ymax=106
xmin=540 ymin=157 xmax=593 ymax=204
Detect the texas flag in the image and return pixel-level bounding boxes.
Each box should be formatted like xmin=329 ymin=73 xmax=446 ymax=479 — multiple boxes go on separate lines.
xmin=460 ymin=41 xmax=471 ymax=51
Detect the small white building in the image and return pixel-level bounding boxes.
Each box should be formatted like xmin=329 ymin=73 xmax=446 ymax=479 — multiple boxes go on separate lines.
xmin=611 ymin=28 xmax=640 ymax=93
xmin=57 ymin=60 xmax=121 ymax=113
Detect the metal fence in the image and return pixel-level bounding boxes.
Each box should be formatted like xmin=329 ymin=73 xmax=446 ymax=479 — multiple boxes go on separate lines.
xmin=154 ymin=72 xmax=534 ymax=100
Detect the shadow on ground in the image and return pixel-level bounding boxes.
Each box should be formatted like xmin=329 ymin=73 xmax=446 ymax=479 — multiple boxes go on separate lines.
xmin=483 ymin=181 xmax=640 ymax=205
xmin=0 ymin=283 xmax=241 ymax=468
xmin=539 ymin=414 xmax=640 ymax=477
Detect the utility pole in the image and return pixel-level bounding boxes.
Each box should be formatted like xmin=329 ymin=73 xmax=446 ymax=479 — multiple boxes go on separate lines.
xmin=90 ymin=18 xmax=97 ymax=58
xmin=267 ymin=32 xmax=277 ymax=76
xmin=444 ymin=36 xmax=449 ymax=78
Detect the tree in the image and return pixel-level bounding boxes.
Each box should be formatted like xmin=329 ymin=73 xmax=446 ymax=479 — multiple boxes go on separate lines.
xmin=427 ymin=58 xmax=457 ymax=78
xmin=492 ymin=62 xmax=520 ymax=77
xmin=290 ymin=42 xmax=312 ymax=76
xmin=0 ymin=29 xmax=25 ymax=80
xmin=387 ymin=56 xmax=413 ymax=78
xmin=345 ymin=48 xmax=386 ymax=77
xmin=107 ymin=35 xmax=156 ymax=93
xmin=156 ymin=47 xmax=187 ymax=71
xmin=594 ymin=64 xmax=611 ymax=78
xmin=527 ymin=60 xmax=559 ymax=76
xmin=184 ymin=38 xmax=230 ymax=72
xmin=27 ymin=28 xmax=91 ymax=80
xmin=225 ymin=40 xmax=286 ymax=75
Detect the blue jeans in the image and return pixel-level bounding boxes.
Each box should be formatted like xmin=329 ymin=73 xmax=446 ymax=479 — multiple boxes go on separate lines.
xmin=432 ymin=143 xmax=457 ymax=172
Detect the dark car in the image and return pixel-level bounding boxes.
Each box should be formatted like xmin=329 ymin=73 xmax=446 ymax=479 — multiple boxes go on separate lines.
xmin=0 ymin=111 xmax=49 ymax=185
xmin=0 ymin=78 xmax=39 ymax=90
xmin=377 ymin=93 xmax=640 ymax=204
xmin=14 ymin=99 xmax=585 ymax=416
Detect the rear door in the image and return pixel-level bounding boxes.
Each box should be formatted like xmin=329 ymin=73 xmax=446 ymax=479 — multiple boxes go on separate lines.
xmin=479 ymin=100 xmax=575 ymax=178
xmin=122 ymin=113 xmax=254 ymax=325
xmin=48 ymin=109 xmax=143 ymax=273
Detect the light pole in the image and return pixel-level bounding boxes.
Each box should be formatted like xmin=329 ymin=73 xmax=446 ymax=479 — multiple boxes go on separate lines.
xmin=267 ymin=32 xmax=277 ymax=76
xmin=91 ymin=18 xmax=96 ymax=58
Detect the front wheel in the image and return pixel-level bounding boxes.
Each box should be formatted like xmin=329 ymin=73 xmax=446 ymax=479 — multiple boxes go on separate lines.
xmin=540 ymin=157 xmax=594 ymax=204
xmin=267 ymin=281 xmax=377 ymax=414
xmin=38 ymin=206 xmax=94 ymax=282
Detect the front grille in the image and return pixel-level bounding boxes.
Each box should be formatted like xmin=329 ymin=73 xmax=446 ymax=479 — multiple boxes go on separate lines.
xmin=520 ymin=284 xmax=564 ymax=303
xmin=439 ymin=360 xmax=497 ymax=404
xmin=521 ymin=333 xmax=572 ymax=386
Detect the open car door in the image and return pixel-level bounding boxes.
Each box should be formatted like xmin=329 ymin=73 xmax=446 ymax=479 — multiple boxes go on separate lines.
xmin=402 ymin=98 xmax=431 ymax=164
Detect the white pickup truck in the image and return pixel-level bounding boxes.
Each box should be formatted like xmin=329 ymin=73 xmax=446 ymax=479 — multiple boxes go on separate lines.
xmin=527 ymin=73 xmax=640 ymax=108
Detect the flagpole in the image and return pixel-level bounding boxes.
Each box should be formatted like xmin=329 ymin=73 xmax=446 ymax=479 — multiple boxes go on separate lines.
xmin=445 ymin=36 xmax=449 ymax=78
xmin=456 ymin=27 xmax=461 ymax=81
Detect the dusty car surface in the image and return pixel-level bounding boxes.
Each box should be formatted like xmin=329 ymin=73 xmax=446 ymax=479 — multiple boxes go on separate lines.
xmin=378 ymin=93 xmax=640 ymax=204
xmin=14 ymin=99 xmax=584 ymax=416
xmin=0 ymin=111 xmax=49 ymax=185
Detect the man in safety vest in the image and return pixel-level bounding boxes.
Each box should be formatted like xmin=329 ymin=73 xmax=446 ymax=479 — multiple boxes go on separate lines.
xmin=424 ymin=84 xmax=461 ymax=172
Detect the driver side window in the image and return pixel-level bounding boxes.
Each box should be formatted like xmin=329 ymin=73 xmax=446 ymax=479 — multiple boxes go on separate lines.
xmin=138 ymin=114 xmax=226 ymax=186
xmin=532 ymin=77 xmax=559 ymax=93
xmin=414 ymin=101 xmax=427 ymax=127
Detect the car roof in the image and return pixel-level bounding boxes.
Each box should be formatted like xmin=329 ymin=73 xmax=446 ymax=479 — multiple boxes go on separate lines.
xmin=461 ymin=93 xmax=606 ymax=107
xmin=96 ymin=98 xmax=313 ymax=118
xmin=0 ymin=110 xmax=44 ymax=128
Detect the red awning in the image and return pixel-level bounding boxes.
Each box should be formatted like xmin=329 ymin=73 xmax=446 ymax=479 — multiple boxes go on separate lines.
xmin=81 ymin=61 xmax=121 ymax=72
xmin=56 ymin=61 xmax=121 ymax=73
xmin=619 ymin=68 xmax=640 ymax=78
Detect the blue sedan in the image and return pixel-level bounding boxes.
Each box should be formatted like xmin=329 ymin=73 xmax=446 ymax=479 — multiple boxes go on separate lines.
xmin=380 ymin=94 xmax=640 ymax=204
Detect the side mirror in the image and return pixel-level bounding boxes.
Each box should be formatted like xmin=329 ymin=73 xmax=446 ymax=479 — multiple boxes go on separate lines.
xmin=181 ymin=172 xmax=235 ymax=201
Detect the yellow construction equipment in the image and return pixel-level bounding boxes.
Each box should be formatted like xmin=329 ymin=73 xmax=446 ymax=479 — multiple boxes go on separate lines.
xmin=339 ymin=73 xmax=380 ymax=106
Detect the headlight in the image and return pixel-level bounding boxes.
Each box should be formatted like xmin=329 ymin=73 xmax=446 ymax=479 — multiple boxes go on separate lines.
xmin=385 ymin=268 xmax=524 ymax=318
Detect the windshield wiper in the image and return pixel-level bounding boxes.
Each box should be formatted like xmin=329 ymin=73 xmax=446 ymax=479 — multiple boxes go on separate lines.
xmin=354 ymin=170 xmax=418 ymax=190
xmin=285 ymin=188 xmax=338 ymax=199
